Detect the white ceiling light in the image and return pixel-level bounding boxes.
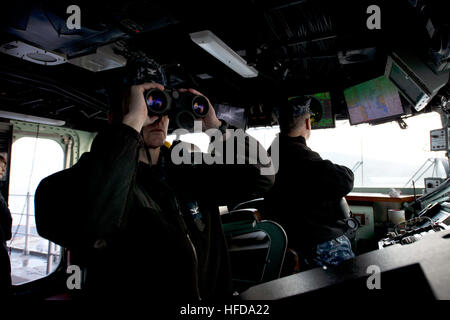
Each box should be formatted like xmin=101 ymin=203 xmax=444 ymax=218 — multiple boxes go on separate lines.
xmin=0 ymin=111 xmax=66 ymax=126
xmin=190 ymin=30 xmax=258 ymax=78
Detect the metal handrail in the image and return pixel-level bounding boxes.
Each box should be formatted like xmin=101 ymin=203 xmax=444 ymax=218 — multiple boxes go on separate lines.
xmin=7 ymin=192 xmax=61 ymax=275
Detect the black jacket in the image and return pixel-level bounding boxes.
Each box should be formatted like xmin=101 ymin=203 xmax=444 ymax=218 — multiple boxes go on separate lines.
xmin=265 ymin=134 xmax=354 ymax=253
xmin=35 ymin=123 xmax=273 ymax=301
xmin=0 ymin=192 xmax=12 ymax=242
xmin=0 ymin=191 xmax=12 ymax=293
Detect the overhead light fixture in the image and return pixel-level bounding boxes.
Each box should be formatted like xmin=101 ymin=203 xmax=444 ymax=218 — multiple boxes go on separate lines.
xmin=190 ymin=30 xmax=258 ymax=78
xmin=0 ymin=111 xmax=66 ymax=126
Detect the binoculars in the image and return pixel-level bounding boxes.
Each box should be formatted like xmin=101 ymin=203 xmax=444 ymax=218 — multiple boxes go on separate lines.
xmin=144 ymin=88 xmax=210 ymax=130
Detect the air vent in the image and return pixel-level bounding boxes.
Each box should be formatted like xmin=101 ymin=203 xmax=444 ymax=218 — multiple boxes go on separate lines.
xmin=0 ymin=41 xmax=66 ymax=65
xmin=68 ymin=43 xmax=127 ymax=72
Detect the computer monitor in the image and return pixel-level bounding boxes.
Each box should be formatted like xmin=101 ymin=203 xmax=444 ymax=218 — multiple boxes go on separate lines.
xmin=385 ymin=50 xmax=449 ymax=111
xmin=344 ymin=76 xmax=404 ymax=125
xmin=214 ymin=104 xmax=247 ymax=129
xmin=308 ymin=92 xmax=335 ymax=129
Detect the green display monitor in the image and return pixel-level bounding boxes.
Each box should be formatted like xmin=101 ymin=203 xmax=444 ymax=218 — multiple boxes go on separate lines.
xmin=308 ymin=91 xmax=335 ymax=129
xmin=344 ymin=76 xmax=404 ymax=125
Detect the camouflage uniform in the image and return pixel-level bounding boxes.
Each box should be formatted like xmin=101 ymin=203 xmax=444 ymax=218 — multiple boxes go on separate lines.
xmin=307 ymin=235 xmax=355 ymax=268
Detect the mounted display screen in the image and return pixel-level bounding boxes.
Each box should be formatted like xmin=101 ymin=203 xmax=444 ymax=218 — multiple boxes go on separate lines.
xmin=308 ymin=92 xmax=335 ymax=129
xmin=344 ymin=76 xmax=404 ymax=125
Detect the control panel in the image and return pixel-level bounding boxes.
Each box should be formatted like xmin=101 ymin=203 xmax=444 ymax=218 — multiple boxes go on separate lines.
xmin=378 ymin=202 xmax=450 ymax=248
xmin=420 ymin=202 xmax=450 ymax=227
xmin=424 ymin=177 xmax=445 ymax=194
xmin=430 ymin=128 xmax=449 ymax=151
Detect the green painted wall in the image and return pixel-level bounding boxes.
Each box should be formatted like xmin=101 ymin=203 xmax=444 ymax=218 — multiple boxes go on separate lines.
xmin=10 ymin=120 xmax=97 ymax=167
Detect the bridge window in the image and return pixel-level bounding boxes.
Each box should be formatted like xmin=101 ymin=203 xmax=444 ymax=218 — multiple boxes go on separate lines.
xmin=165 ymin=112 xmax=446 ymax=190
xmin=7 ymin=137 xmax=64 ymax=285
xmin=166 ymin=131 xmax=210 ymax=153
xmin=247 ymin=112 xmax=447 ymax=189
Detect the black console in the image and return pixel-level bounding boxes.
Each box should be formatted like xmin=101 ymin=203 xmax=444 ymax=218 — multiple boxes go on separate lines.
xmin=240 ymin=229 xmax=450 ymax=300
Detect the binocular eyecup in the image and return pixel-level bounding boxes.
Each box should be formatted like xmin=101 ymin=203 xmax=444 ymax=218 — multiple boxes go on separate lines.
xmin=144 ymin=88 xmax=210 ymax=130
xmin=144 ymin=88 xmax=170 ymax=115
xmin=144 ymin=88 xmax=209 ymax=117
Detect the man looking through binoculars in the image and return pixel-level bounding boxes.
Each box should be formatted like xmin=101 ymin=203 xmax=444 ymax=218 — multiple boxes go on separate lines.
xmin=124 ymin=83 xmax=223 ymax=164
xmin=35 ymin=82 xmax=274 ymax=302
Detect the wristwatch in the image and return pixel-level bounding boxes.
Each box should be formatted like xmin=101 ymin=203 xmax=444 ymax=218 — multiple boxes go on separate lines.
xmin=217 ymin=119 xmax=229 ymax=134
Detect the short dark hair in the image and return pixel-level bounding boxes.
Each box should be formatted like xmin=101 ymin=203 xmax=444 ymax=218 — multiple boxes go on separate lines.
xmin=277 ymin=95 xmax=312 ymax=133
xmin=279 ymin=113 xmax=309 ymax=133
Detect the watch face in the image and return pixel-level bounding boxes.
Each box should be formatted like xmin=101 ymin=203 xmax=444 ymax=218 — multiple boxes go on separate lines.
xmin=347 ymin=219 xmax=358 ymax=229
